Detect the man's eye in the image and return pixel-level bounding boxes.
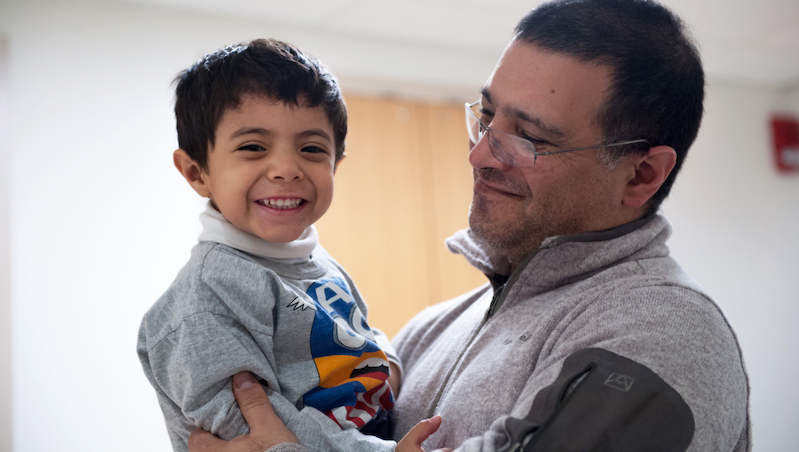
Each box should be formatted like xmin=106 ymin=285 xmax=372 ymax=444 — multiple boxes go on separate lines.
xmin=238 ymin=144 xmax=266 ymax=152
xmin=302 ymin=146 xmax=328 ymax=154
xmin=520 ymin=132 xmax=551 ymax=148
xmin=478 ymin=109 xmax=494 ymax=122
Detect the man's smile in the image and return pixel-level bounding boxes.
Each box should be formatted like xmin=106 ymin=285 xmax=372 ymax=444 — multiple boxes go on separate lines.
xmin=474 ymin=169 xmax=527 ymax=198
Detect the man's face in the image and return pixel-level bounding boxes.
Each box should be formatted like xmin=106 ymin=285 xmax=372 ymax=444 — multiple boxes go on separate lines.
xmin=468 ymin=41 xmax=633 ymax=266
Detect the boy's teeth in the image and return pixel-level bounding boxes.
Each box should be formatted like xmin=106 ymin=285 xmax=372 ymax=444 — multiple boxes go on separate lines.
xmin=259 ymin=198 xmax=302 ymax=209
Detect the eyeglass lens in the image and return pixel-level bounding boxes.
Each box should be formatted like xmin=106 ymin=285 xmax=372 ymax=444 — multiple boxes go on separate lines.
xmin=466 ymin=102 xmax=537 ymax=167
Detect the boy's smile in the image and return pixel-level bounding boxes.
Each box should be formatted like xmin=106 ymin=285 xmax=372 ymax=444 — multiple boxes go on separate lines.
xmin=176 ymin=94 xmax=338 ymax=243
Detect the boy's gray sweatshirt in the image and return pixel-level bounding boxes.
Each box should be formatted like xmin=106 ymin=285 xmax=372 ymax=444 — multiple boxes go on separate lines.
xmin=391 ymin=215 xmax=750 ymax=451
xmin=138 ymin=204 xmax=397 ymax=452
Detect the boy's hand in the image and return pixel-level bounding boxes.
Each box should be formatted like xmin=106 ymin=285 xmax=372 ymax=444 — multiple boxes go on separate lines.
xmin=388 ymin=362 xmax=402 ymax=397
xmin=395 ymin=416 xmax=453 ymax=452
xmin=188 ymin=372 xmax=298 ymax=452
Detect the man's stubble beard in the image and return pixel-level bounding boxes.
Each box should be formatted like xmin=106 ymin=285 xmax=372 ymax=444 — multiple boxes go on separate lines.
xmin=468 ymin=190 xmax=543 ymax=266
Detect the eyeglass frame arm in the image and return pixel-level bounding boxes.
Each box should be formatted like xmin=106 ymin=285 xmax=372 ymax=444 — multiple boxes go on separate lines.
xmin=465 ymin=101 xmax=652 ymax=163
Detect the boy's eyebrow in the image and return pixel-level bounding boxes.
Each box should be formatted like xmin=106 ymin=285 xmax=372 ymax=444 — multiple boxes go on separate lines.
xmin=229 ymin=127 xmax=332 ymax=143
xmin=230 ymin=127 xmax=272 ymax=139
xmin=296 ymin=129 xmax=333 ymax=143
xmin=481 ymin=87 xmax=567 ymax=141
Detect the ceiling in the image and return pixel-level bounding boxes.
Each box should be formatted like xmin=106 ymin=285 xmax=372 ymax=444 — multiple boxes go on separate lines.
xmin=108 ymin=0 xmax=799 ymax=88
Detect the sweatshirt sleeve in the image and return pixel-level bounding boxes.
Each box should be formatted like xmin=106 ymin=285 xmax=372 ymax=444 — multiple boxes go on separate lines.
xmin=138 ymin=304 xmax=280 ymax=448
xmin=138 ymin=247 xmax=397 ymax=452
xmin=267 ymin=444 xmax=310 ymax=452
xmin=137 ymin=247 xmax=289 ymax=450
xmin=454 ymin=348 xmax=695 ymax=452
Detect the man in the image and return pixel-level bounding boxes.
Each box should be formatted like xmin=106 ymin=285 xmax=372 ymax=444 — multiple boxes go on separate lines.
xmin=189 ymin=0 xmax=751 ymax=450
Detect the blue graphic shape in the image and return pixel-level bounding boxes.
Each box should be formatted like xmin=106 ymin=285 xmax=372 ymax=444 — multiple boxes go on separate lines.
xmin=303 ymin=381 xmax=367 ymax=413
xmin=306 ymin=278 xmax=381 ymax=358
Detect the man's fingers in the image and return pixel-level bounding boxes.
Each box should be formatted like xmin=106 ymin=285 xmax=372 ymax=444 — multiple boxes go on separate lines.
xmin=188 ymin=427 xmax=228 ymax=452
xmin=186 ymin=373 xmax=297 ymax=452
xmin=231 ymin=372 xmax=278 ymax=430
xmin=396 ymin=415 xmax=443 ymax=452
xmin=232 ymin=372 xmax=298 ymax=446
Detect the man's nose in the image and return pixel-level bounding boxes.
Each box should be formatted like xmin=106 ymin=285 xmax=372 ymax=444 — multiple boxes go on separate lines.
xmin=469 ymin=130 xmax=508 ymax=170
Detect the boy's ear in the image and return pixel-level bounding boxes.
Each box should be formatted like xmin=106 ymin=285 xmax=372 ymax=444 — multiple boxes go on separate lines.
xmin=333 ymin=152 xmax=346 ymax=173
xmin=173 ymin=149 xmax=211 ymax=198
xmin=622 ymin=145 xmax=676 ymax=210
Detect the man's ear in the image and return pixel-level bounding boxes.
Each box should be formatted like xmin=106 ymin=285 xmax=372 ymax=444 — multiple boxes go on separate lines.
xmin=622 ymin=146 xmax=676 ymax=209
xmin=173 ymin=149 xmax=211 ymax=198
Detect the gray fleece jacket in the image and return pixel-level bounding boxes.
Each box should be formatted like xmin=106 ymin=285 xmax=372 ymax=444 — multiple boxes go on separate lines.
xmin=391 ymin=214 xmax=750 ymax=451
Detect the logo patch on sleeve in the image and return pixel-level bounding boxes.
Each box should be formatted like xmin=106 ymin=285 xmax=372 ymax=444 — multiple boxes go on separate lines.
xmin=605 ymin=373 xmax=635 ymax=392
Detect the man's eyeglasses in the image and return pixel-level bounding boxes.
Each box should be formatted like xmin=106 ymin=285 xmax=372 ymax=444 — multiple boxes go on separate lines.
xmin=465 ymin=101 xmax=651 ymax=167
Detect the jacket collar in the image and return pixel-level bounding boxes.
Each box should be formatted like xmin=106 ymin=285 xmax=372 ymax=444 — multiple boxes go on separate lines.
xmin=447 ymin=214 xmax=671 ymax=296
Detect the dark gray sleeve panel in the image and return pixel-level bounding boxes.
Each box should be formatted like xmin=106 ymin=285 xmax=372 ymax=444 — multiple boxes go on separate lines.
xmin=503 ymin=348 xmax=694 ymax=452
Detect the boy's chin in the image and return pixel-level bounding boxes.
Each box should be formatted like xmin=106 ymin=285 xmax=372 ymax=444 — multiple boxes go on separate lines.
xmin=253 ymin=228 xmax=308 ymax=244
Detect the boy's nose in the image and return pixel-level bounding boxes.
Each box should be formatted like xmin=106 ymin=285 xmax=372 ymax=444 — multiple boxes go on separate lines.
xmin=267 ymin=151 xmax=303 ymax=181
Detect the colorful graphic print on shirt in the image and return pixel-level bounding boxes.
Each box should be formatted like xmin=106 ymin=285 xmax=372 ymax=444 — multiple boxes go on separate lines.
xmin=302 ymin=277 xmax=394 ymax=429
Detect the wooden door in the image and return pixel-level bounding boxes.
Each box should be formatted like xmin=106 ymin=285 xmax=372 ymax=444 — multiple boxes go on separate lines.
xmin=315 ymin=95 xmax=485 ymax=338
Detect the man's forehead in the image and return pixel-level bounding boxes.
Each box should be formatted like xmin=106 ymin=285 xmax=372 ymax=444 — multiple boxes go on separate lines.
xmin=483 ymin=41 xmax=612 ymax=139
xmin=481 ymin=87 xmax=568 ymax=141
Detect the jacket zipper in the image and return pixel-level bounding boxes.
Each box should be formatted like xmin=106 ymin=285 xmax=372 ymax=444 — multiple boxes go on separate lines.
xmin=424 ymin=250 xmax=540 ymax=419
xmin=425 ymin=286 xmax=504 ymax=419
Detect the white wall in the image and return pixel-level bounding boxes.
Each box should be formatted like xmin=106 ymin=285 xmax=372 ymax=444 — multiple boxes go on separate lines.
xmin=662 ymin=79 xmax=799 ymax=451
xmin=1 ymin=33 xmax=12 ymax=452
xmin=0 ymin=1 xmax=796 ymax=451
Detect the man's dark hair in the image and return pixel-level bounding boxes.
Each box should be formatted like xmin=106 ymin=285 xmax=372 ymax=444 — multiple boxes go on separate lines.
xmin=174 ymin=38 xmax=347 ymax=170
xmin=515 ymin=0 xmax=704 ymax=215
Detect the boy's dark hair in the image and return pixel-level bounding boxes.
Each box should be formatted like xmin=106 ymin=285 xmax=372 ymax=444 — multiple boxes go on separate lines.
xmin=515 ymin=0 xmax=705 ymax=215
xmin=174 ymin=39 xmax=347 ymax=169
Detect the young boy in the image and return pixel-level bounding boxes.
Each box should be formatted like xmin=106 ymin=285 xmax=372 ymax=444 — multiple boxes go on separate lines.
xmin=137 ymin=39 xmax=400 ymax=452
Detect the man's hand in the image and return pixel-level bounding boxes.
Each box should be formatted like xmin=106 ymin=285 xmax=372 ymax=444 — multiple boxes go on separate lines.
xmin=395 ymin=416 xmax=453 ymax=452
xmin=188 ymin=372 xmax=298 ymax=452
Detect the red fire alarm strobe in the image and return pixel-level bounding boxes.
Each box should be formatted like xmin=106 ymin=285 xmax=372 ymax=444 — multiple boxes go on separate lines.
xmin=771 ymin=115 xmax=799 ymax=173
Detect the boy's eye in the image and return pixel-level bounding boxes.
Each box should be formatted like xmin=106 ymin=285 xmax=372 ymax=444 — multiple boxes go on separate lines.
xmin=301 ymin=145 xmax=328 ymax=155
xmin=238 ymin=144 xmax=266 ymax=152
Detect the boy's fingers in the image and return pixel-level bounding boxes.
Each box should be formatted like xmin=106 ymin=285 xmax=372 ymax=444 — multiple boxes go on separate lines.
xmin=232 ymin=372 xmax=297 ymax=445
xmin=396 ymin=415 xmax=443 ymax=452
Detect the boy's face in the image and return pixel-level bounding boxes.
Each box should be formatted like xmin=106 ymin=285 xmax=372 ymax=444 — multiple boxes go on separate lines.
xmin=177 ymin=94 xmax=338 ymax=243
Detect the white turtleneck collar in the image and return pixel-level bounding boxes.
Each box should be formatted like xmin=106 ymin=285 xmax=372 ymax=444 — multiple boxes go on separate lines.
xmin=197 ymin=201 xmax=318 ymax=264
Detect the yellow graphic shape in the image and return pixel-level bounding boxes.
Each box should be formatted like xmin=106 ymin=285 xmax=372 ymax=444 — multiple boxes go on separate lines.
xmin=313 ymin=350 xmax=389 ymax=390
